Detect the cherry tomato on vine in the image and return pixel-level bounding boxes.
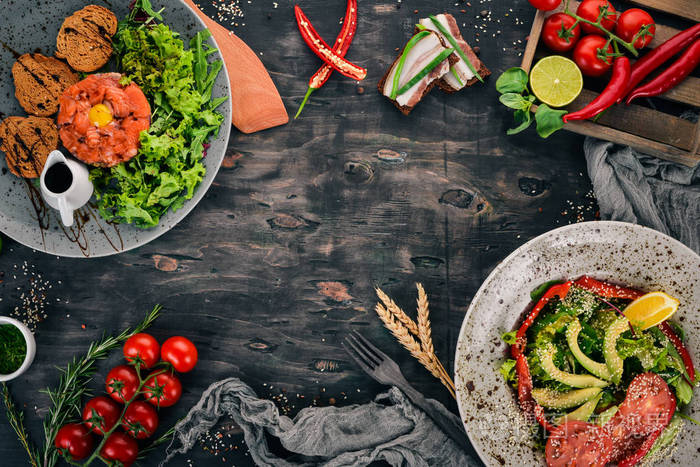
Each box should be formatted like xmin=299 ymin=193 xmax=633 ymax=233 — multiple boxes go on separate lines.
xmin=616 ymin=8 xmax=655 ymax=49
xmin=123 ymin=333 xmax=160 ymax=368
xmin=576 ymin=0 xmax=617 ymax=35
xmin=143 ymin=371 xmax=182 ymax=407
xmin=161 ymin=336 xmax=198 ymax=373
xmin=542 ymin=13 xmax=581 ymax=52
xmin=573 ymin=35 xmax=613 ymax=77
xmin=100 ymin=431 xmax=139 ymax=467
xmin=106 ymin=365 xmax=140 ymax=404
xmin=54 ymin=423 xmax=94 ymax=460
xmin=527 ymin=0 xmax=561 ymax=12
xmin=82 ymin=396 xmax=121 ymax=435
xmin=122 ymin=401 xmax=159 ymax=439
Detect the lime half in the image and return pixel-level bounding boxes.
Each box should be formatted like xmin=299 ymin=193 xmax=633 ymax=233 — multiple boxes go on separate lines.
xmin=530 ymin=56 xmax=583 ymax=108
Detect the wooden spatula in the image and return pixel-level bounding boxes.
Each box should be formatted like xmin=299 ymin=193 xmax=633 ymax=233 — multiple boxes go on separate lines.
xmin=182 ymin=0 xmax=288 ymax=133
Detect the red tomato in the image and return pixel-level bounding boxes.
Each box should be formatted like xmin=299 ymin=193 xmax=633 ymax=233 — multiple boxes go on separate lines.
xmin=573 ymin=35 xmax=613 ymax=77
xmin=143 ymin=371 xmax=182 ymax=407
xmin=546 ymin=421 xmax=613 ymax=467
xmin=161 ymin=336 xmax=198 ymax=373
xmin=105 ymin=365 xmax=140 ymax=404
xmin=122 ymin=401 xmax=159 ymax=439
xmin=54 ymin=423 xmax=94 ymax=460
xmin=82 ymin=396 xmax=121 ymax=436
xmin=100 ymin=431 xmax=139 ymax=467
xmin=528 ymin=0 xmax=561 ymax=11
xmin=605 ymin=373 xmax=676 ymax=463
xmin=542 ymin=13 xmax=581 ymax=52
xmin=123 ymin=333 xmax=160 ymax=368
xmin=576 ymin=0 xmax=617 ymax=35
xmin=616 ymin=9 xmax=655 ymax=49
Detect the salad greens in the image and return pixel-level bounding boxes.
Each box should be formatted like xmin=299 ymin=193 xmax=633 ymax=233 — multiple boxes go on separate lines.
xmin=90 ymin=0 xmax=226 ymax=228
xmin=500 ymin=282 xmax=696 ymax=414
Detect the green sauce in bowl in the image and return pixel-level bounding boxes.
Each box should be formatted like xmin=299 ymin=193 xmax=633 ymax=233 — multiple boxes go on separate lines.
xmin=0 ymin=324 xmax=27 ymax=374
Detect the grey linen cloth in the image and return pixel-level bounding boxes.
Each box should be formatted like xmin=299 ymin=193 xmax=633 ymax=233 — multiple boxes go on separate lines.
xmin=162 ymin=377 xmax=479 ymax=466
xmin=584 ymin=136 xmax=700 ymax=253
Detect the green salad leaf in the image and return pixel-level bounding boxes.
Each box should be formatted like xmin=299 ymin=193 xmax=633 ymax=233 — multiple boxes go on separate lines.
xmin=90 ymin=3 xmax=226 ymax=228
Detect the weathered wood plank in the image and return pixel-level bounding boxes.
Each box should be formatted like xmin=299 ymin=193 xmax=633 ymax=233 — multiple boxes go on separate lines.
xmin=628 ymin=0 xmax=700 ymax=23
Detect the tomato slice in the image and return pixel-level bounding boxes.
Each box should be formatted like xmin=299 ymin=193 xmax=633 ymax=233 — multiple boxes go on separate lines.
xmin=545 ymin=421 xmax=613 ymax=467
xmin=605 ymin=373 xmax=676 ymax=464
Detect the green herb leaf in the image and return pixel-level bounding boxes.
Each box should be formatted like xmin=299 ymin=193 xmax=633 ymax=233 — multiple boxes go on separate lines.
xmin=499 ymin=358 xmax=518 ymax=386
xmin=507 ymin=109 xmax=533 ymax=135
xmin=499 ymin=93 xmax=532 ymax=110
xmin=501 ymin=330 xmax=518 ymax=345
xmin=496 ymin=67 xmax=528 ymax=94
xmin=535 ymin=104 xmax=567 ymax=138
xmin=530 ymin=280 xmax=563 ymax=301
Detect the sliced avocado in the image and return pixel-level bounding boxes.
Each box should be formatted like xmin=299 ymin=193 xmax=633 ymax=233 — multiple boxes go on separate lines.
xmin=596 ymin=405 xmax=618 ymax=426
xmin=603 ymin=317 xmax=629 ymax=384
xmin=554 ymin=392 xmax=602 ymax=426
xmin=566 ymin=319 xmax=612 ymax=381
xmin=538 ymin=343 xmax=609 ymax=388
xmin=532 ymin=387 xmax=602 ymax=409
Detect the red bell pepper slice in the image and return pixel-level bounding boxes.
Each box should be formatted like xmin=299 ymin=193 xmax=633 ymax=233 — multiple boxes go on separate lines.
xmin=573 ymin=276 xmax=643 ymax=300
xmin=511 ymin=281 xmax=573 ymax=358
xmin=659 ymin=321 xmax=696 ymax=382
xmin=515 ymin=353 xmax=556 ymax=433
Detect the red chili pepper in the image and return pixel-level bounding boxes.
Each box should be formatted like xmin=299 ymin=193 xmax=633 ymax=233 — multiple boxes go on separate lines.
xmin=626 ymin=38 xmax=700 ymax=104
xmin=573 ymin=276 xmax=644 ymax=300
xmin=563 ymin=56 xmax=631 ymax=123
xmin=617 ymin=393 xmax=676 ymax=467
xmin=294 ymin=5 xmax=366 ymax=82
xmin=295 ymin=0 xmax=358 ymax=119
xmin=515 ymin=353 xmax=556 ymax=432
xmin=620 ymin=23 xmax=700 ymax=102
xmin=511 ymin=282 xmax=573 ymax=358
xmin=659 ymin=321 xmax=696 ymax=382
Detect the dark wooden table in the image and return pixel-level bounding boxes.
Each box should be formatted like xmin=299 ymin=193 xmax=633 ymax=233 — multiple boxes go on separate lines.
xmin=0 ymin=0 xmax=598 ymax=465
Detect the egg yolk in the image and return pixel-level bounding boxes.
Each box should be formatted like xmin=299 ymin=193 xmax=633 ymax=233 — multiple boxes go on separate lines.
xmin=88 ymin=104 xmax=113 ymax=127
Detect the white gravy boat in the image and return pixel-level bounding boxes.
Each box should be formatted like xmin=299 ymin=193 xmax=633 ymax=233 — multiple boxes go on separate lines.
xmin=39 ymin=150 xmax=94 ymax=227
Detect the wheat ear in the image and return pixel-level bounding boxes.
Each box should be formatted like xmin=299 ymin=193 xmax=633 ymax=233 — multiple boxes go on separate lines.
xmin=416 ymin=283 xmax=455 ymax=392
xmin=375 ymin=303 xmax=455 ymax=398
xmin=375 ymin=287 xmax=419 ymax=336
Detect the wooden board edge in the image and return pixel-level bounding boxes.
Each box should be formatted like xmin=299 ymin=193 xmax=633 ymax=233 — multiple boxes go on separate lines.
xmin=520 ymin=9 xmax=546 ymax=73
xmin=564 ymin=119 xmax=700 ymax=167
xmin=627 ymin=0 xmax=700 ymax=23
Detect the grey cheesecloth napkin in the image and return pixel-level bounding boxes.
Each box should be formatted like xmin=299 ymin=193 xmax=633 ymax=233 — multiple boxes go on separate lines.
xmin=162 ymin=377 xmax=480 ymax=466
xmin=584 ymin=136 xmax=700 ymax=253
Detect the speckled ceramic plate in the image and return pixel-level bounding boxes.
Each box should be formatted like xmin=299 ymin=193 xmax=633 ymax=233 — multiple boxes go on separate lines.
xmin=0 ymin=0 xmax=231 ymax=257
xmin=455 ymin=221 xmax=700 ymax=467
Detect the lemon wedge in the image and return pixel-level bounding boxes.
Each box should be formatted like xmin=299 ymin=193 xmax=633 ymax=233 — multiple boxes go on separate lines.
xmin=623 ymin=292 xmax=680 ymax=330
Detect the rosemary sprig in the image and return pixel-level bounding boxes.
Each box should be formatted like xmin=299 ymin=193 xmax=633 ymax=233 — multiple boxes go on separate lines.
xmin=2 ymin=383 xmax=41 ymax=467
xmin=41 ymin=305 xmax=162 ymax=467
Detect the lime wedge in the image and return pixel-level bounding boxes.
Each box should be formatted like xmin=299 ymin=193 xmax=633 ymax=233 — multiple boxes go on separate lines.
xmin=530 ymin=56 xmax=583 ymax=108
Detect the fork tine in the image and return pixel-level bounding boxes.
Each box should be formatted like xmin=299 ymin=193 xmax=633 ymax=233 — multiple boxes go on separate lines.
xmin=352 ymin=330 xmax=389 ymax=362
xmin=345 ymin=335 xmax=381 ymax=367
xmin=342 ymin=341 xmax=376 ymax=375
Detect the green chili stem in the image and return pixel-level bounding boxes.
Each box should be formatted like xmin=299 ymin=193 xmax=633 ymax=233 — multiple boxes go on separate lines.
xmin=390 ymin=30 xmax=432 ymax=99
xmin=396 ymin=48 xmax=454 ymax=96
xmin=428 ymin=15 xmax=483 ymax=83
xmin=294 ymin=86 xmax=317 ymax=119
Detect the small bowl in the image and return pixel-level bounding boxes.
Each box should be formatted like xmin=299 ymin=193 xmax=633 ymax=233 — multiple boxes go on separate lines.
xmin=0 ymin=317 xmax=36 ymax=382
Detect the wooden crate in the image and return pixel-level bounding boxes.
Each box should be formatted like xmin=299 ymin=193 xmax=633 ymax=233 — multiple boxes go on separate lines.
xmin=521 ymin=0 xmax=700 ymax=166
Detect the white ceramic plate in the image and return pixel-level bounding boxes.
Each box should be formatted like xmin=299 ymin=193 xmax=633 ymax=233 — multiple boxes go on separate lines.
xmin=454 ymin=221 xmax=700 ymax=466
xmin=0 ymin=0 xmax=232 ymax=257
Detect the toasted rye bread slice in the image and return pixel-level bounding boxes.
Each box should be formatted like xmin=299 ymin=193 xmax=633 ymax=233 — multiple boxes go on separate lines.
xmin=0 ymin=116 xmax=58 ymax=178
xmin=56 ymin=5 xmax=117 ymax=72
xmin=378 ymin=33 xmax=458 ymax=115
xmin=12 ymin=53 xmax=80 ymax=117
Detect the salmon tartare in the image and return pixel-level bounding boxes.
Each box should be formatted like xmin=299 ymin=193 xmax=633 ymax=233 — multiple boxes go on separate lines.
xmin=57 ymin=73 xmax=150 ymax=167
